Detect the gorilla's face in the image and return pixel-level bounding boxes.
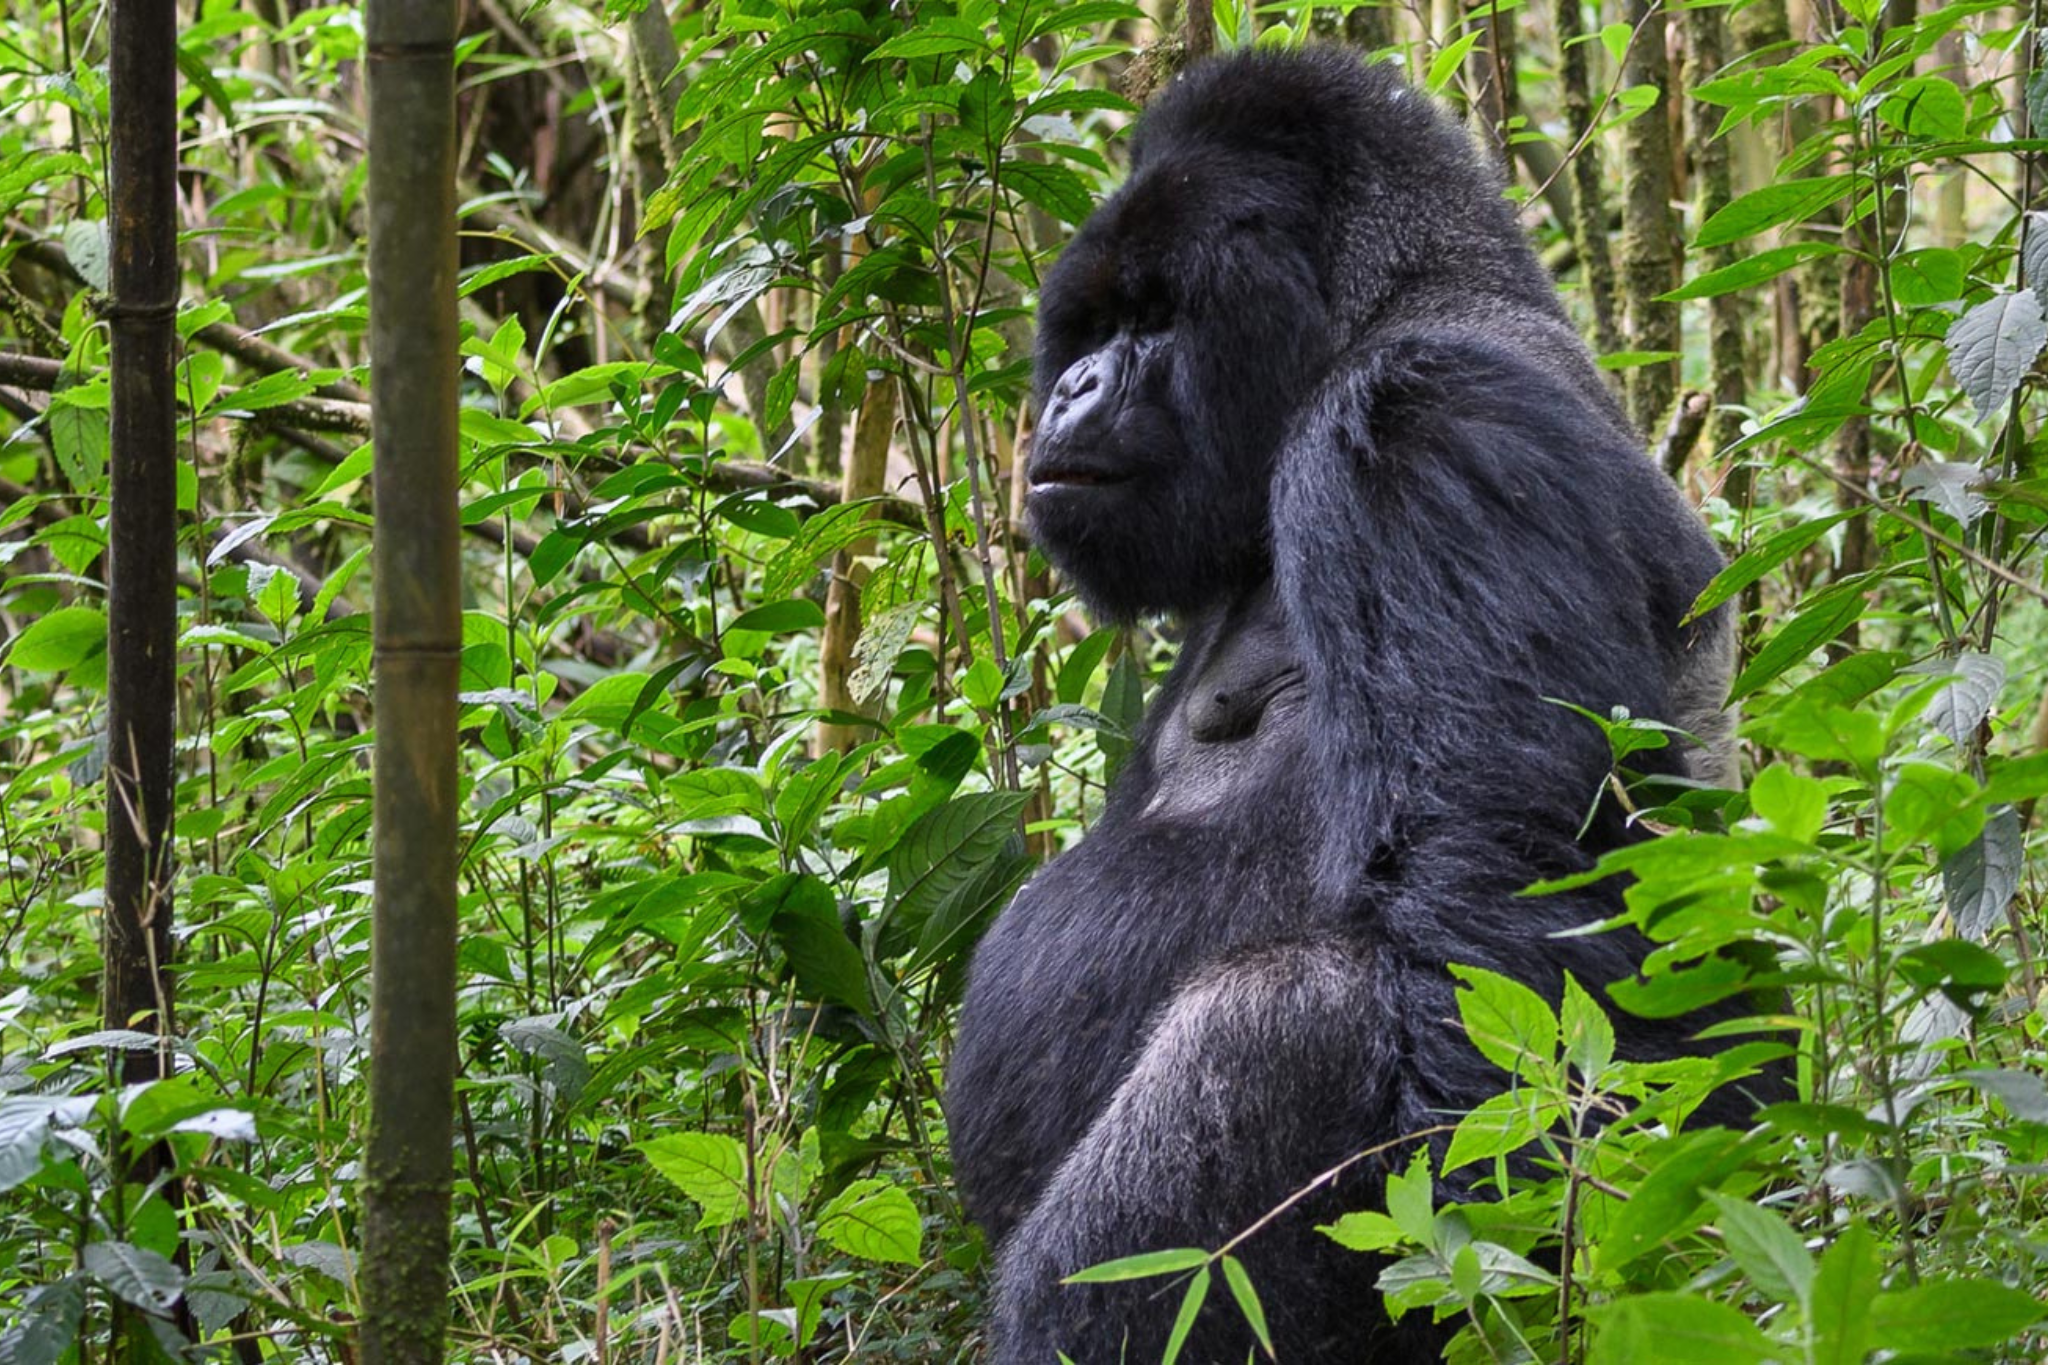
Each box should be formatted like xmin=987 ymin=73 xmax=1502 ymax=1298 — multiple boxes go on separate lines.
xmin=1026 ymin=159 xmax=1330 ymax=622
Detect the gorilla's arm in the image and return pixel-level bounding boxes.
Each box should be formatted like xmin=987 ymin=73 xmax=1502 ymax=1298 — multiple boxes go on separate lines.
xmin=1270 ymin=336 xmax=1724 ymax=890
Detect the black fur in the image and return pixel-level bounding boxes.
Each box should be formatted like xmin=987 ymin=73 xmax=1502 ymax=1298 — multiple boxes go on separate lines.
xmin=949 ymin=49 xmax=1766 ymax=1363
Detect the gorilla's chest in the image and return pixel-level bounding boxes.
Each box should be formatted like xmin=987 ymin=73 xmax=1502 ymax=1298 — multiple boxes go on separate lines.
xmin=949 ymin=590 xmax=1322 ymax=1232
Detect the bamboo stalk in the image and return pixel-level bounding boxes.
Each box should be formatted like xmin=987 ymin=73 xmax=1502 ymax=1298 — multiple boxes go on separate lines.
xmin=361 ymin=1 xmax=462 ymax=1360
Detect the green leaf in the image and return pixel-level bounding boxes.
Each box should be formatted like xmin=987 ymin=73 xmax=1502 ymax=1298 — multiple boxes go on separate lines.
xmin=1384 ymin=1150 xmax=1435 ymax=1244
xmin=639 ymin=1131 xmax=748 ymax=1229
xmin=2 ymin=1276 xmax=87 ymax=1365
xmin=1878 ymin=75 xmax=1967 ymax=140
xmin=1662 ymin=243 xmax=1839 ymax=300
xmin=1808 ymin=1222 xmax=1880 ymax=1365
xmin=729 ymin=598 xmax=826 ymax=634
xmin=1945 ymin=806 xmax=2023 ymax=940
xmin=886 ymin=790 xmax=1030 ymax=928
xmin=764 ymin=874 xmax=872 ymax=1012
xmin=1868 ymin=1278 xmax=2047 ymax=1351
xmin=1003 ymin=161 xmax=1096 ymax=225
xmin=1160 ymin=1266 xmax=1211 ymax=1365
xmin=1919 ymin=651 xmax=2003 ymax=747
xmin=1589 ymin=1292 xmax=1776 ymax=1365
xmin=1318 ymin=1210 xmax=1410 ymax=1252
xmin=1748 ymin=763 xmax=1827 ymax=844
xmin=1065 ymin=1247 xmax=1211 ymax=1283
xmin=1946 ymin=290 xmax=2047 ymax=423
xmin=1443 ymin=1090 xmax=1551 ymax=1174
xmin=1888 ymin=248 xmax=1966 ymax=306
xmin=1729 ymin=580 xmax=1867 ymax=700
xmin=1560 ymin=973 xmax=1615 ymax=1080
xmin=816 ymin=1178 xmax=923 ymax=1265
xmin=866 ymin=19 xmax=989 ymax=60
xmin=1450 ymin=965 xmax=1557 ymax=1075
xmin=1703 ymin=1193 xmax=1812 ymax=1308
xmin=1592 ymin=1129 xmax=1747 ymax=1275
xmin=5 ymin=606 xmax=107 ymax=673
xmin=1219 ymin=1257 xmax=1274 ymax=1359
xmin=82 ymin=1241 xmax=185 ymax=1315
xmin=1696 ymin=175 xmax=1852 ymax=248
xmin=1883 ymin=760 xmax=1982 ymax=856
xmin=1689 ymin=510 xmax=1858 ymax=620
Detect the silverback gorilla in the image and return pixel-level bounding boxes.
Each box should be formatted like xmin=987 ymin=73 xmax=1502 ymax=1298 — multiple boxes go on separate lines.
xmin=948 ymin=48 xmax=1765 ymax=1364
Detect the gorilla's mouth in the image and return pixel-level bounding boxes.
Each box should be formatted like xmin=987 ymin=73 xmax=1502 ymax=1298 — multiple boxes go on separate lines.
xmin=1028 ymin=466 xmax=1132 ymax=493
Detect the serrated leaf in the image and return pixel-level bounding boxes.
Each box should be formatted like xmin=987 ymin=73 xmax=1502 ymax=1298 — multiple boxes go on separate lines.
xmin=639 ymin=1131 xmax=748 ymax=1229
xmin=1946 ymin=290 xmax=2047 ymax=422
xmin=1450 ymin=966 xmax=1557 ymax=1075
xmin=1901 ymin=460 xmax=1989 ymax=528
xmin=1960 ymin=1066 xmax=2048 ymax=1122
xmin=816 ymin=1178 xmax=922 ymax=1265
xmin=2024 ymin=212 xmax=2048 ymax=291
xmin=1003 ymin=161 xmax=1095 ymax=225
xmin=83 ymin=1241 xmax=184 ymax=1315
xmin=2 ymin=1276 xmax=87 ymax=1365
xmin=1443 ymin=1090 xmax=1550 ymax=1173
xmin=1945 ymin=807 xmax=2022 ymax=940
xmin=62 ymin=219 xmax=109 ymax=292
xmin=1917 ymin=651 xmax=2004 ymax=746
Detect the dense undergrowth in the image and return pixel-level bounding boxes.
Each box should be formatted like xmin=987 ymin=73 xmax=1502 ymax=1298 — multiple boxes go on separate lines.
xmin=2 ymin=0 xmax=2048 ymax=1361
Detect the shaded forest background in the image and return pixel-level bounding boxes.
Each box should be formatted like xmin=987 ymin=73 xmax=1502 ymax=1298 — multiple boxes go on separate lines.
xmin=3 ymin=0 xmax=2048 ymax=1361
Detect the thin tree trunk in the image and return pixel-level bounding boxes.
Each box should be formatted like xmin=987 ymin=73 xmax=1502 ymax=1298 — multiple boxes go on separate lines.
xmin=104 ymin=0 xmax=179 ymax=1096
xmin=362 ymin=1 xmax=462 ymax=1361
xmin=815 ymin=378 xmax=898 ymax=755
xmin=1620 ymin=0 xmax=1680 ymax=434
xmin=1685 ymin=0 xmax=1746 ymax=463
xmin=1554 ymin=0 xmax=1625 ymax=356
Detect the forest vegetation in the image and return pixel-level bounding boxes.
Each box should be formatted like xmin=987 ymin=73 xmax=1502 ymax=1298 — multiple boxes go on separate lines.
xmin=2 ymin=0 xmax=2048 ymax=1361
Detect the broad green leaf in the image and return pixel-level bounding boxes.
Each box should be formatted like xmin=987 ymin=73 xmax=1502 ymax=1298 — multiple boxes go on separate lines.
xmin=1592 ymin=1129 xmax=1747 ymax=1275
xmin=886 ymin=790 xmax=1031 ymax=928
xmin=1808 ymin=1222 xmax=1880 ymax=1365
xmin=729 ymin=598 xmax=826 ymax=634
xmin=1589 ymin=1292 xmax=1775 ymax=1364
xmin=1443 ymin=1090 xmax=1552 ymax=1174
xmin=1883 ymin=760 xmax=1982 ymax=856
xmin=1704 ymin=1193 xmax=1812 ymax=1307
xmin=1960 ymin=1067 xmax=2048 ymax=1122
xmin=1868 ymin=1278 xmax=2046 ymax=1351
xmin=1560 ymin=973 xmax=1615 ymax=1080
xmin=1749 ymin=763 xmax=1827 ymax=844
xmin=1878 ymin=75 xmax=1967 ymax=140
xmin=1319 ymin=1209 xmax=1408 ymax=1252
xmin=5 ymin=607 xmax=107 ymax=673
xmin=639 ymin=1131 xmax=748 ymax=1229
xmin=816 ymin=1178 xmax=922 ymax=1265
xmin=1003 ymin=161 xmax=1096 ymax=225
xmin=764 ymin=874 xmax=872 ymax=1012
xmin=82 ymin=1241 xmax=185 ymax=1315
xmin=1944 ymin=808 xmax=2022 ymax=941
xmin=1662 ymin=243 xmax=1838 ymax=301
xmin=1383 ymin=1150 xmax=1436 ymax=1245
xmin=1696 ymin=175 xmax=1852 ymax=248
xmin=1946 ymin=290 xmax=2047 ymax=422
xmin=1450 ymin=966 xmax=1557 ymax=1075
xmin=1888 ymin=247 xmax=1965 ymax=306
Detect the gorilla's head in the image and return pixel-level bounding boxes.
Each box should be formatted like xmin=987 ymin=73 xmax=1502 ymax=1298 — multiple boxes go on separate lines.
xmin=1025 ymin=50 xmax=1538 ymax=622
